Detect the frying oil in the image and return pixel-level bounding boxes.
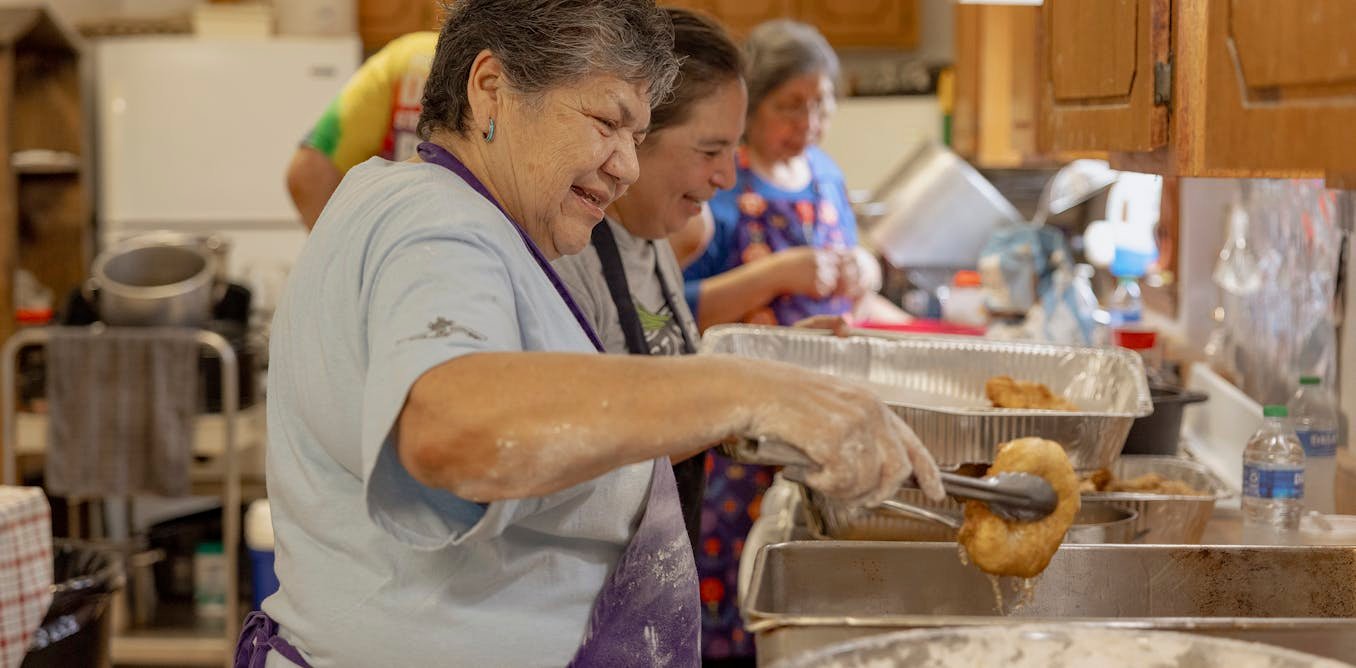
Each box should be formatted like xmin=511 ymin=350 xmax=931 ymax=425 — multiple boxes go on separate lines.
xmin=959 ymin=541 xmax=1038 ymax=614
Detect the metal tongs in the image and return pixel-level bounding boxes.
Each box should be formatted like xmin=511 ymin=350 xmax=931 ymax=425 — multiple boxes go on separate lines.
xmin=725 ymin=437 xmax=1058 ymax=522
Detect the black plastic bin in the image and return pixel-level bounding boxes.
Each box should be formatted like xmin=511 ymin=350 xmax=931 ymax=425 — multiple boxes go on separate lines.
xmin=21 ymin=542 xmax=125 ymax=668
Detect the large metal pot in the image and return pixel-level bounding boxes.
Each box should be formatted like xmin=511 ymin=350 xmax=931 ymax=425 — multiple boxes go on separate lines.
xmin=89 ymin=236 xmax=216 ymax=327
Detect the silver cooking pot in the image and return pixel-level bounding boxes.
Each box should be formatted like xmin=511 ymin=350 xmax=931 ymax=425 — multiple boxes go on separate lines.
xmin=88 ymin=234 xmax=224 ymax=327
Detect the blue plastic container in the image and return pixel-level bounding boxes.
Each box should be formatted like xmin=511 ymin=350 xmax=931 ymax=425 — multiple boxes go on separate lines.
xmin=247 ymin=547 xmax=279 ymax=610
xmin=245 ymin=499 xmax=278 ymax=610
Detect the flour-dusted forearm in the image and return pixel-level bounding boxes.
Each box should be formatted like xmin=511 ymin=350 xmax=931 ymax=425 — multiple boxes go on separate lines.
xmin=395 ymin=351 xmax=940 ymax=505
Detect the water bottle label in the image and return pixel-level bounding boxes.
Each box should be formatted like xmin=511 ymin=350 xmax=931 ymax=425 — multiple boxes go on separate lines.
xmin=1297 ymin=429 xmax=1339 ymax=458
xmin=1243 ymin=464 xmax=1304 ymax=500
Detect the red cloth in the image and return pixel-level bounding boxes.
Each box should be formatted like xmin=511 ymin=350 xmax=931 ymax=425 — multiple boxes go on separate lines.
xmin=856 ymin=319 xmax=986 ymax=337
xmin=0 ymin=486 xmax=52 ymax=666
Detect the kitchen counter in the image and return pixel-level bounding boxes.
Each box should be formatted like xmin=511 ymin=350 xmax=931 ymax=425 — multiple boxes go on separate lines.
xmin=739 ymin=481 xmax=1356 ymax=665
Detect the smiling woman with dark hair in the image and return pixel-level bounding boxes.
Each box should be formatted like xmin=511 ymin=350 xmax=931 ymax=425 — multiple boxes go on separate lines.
xmin=552 ymin=7 xmax=748 ymax=555
xmin=240 ymin=3 xmax=941 ymax=666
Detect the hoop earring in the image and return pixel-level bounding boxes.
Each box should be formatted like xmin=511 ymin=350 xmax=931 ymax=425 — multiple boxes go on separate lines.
xmin=483 ymin=117 xmax=496 ymax=143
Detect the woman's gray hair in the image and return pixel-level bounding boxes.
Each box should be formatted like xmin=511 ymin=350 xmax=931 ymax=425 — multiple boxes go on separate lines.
xmin=418 ymin=0 xmax=680 ymax=139
xmin=743 ymin=19 xmax=840 ymax=115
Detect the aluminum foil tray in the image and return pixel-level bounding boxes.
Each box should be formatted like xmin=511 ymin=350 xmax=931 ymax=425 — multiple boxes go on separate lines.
xmin=1084 ymin=455 xmax=1233 ymax=544
xmin=701 ymin=325 xmax=1152 ymax=469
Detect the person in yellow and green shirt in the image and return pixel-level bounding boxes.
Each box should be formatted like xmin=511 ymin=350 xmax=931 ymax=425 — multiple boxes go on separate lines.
xmin=285 ymin=31 xmax=437 ymax=229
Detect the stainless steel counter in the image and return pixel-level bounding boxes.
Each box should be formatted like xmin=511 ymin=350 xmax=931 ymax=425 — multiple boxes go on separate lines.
xmin=741 ymin=488 xmax=1356 ymax=666
xmin=747 ymin=541 xmax=1356 ymax=665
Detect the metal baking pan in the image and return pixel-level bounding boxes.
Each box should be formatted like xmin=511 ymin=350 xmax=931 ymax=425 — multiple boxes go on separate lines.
xmin=746 ymin=541 xmax=1356 ymax=666
xmin=701 ymin=325 xmax=1152 ymax=469
xmin=1084 ymin=455 xmax=1233 ymax=544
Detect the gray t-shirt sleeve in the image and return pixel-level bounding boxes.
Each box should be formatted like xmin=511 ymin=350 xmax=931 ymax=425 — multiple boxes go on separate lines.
xmin=360 ymin=227 xmax=534 ymax=551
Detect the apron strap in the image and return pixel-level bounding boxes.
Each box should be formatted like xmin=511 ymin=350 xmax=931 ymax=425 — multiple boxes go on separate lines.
xmin=590 ymin=222 xmax=651 ymax=356
xmin=591 ymin=221 xmax=703 ymax=550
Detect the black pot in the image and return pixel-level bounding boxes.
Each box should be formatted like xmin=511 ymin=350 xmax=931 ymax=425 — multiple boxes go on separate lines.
xmin=1121 ymin=384 xmax=1210 ymax=456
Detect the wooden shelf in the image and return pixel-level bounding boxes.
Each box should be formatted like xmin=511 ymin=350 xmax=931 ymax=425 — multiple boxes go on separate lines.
xmin=112 ymin=632 xmax=229 ymax=666
xmin=112 ymin=598 xmax=235 ymax=666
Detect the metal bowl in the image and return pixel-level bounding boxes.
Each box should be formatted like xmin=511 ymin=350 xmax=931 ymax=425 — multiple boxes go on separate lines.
xmin=1084 ymin=455 xmax=1233 ymax=544
xmin=805 ymin=486 xmax=1140 ymax=544
xmin=773 ymin=626 xmax=1352 ymax=668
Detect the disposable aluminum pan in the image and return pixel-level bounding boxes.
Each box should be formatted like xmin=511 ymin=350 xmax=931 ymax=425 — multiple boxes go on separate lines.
xmin=1085 ymin=455 xmax=1233 ymax=544
xmin=702 ymin=325 xmax=1152 ymax=469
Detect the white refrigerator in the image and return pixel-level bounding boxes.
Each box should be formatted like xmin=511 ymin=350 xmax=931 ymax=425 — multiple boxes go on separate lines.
xmin=95 ymin=35 xmax=360 ymax=300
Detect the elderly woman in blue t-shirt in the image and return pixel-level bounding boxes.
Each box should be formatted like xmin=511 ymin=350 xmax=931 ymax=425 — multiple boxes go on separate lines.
xmin=241 ymin=2 xmax=940 ymax=667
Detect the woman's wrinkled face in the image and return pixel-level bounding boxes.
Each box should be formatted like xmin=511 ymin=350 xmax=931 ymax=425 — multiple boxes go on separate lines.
xmin=612 ymin=79 xmax=747 ymax=240
xmin=745 ymin=71 xmax=836 ymax=164
xmin=499 ymin=74 xmax=651 ymax=257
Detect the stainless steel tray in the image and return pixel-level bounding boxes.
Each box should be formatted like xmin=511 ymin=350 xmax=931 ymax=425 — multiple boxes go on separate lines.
xmin=746 ymin=541 xmax=1356 ymax=666
xmin=702 ymin=325 xmax=1152 ymax=469
xmin=1085 ymin=455 xmax=1233 ymax=544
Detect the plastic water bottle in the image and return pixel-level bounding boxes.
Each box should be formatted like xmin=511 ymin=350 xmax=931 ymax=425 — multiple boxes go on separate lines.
xmin=1242 ymin=406 xmax=1305 ymax=533
xmin=1289 ymin=376 xmax=1339 ymax=514
xmin=1106 ymin=276 xmax=1143 ymax=327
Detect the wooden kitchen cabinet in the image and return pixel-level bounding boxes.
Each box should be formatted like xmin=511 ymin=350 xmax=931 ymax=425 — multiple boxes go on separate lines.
xmin=1040 ymin=0 xmax=1356 ymax=181
xmin=358 ymin=0 xmax=439 ymax=53
xmin=799 ymin=0 xmax=918 ymax=48
xmin=663 ymin=0 xmax=918 ymax=48
xmin=951 ymin=3 xmax=1044 ymax=168
xmin=670 ymin=0 xmax=797 ymax=40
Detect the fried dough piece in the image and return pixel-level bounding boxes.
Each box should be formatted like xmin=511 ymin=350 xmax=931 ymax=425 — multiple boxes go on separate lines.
xmin=1078 ymin=468 xmax=1113 ymax=493
xmin=958 ymin=438 xmax=1080 ymax=578
xmin=985 ymin=376 xmax=1079 ymax=411
xmin=1104 ymin=473 xmax=1207 ymax=496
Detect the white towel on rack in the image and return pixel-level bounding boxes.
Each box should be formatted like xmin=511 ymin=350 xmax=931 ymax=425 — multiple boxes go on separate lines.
xmin=43 ymin=327 xmax=199 ymax=498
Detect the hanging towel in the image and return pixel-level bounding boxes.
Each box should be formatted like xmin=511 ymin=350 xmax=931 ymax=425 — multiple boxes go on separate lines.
xmin=43 ymin=327 xmax=199 ymax=498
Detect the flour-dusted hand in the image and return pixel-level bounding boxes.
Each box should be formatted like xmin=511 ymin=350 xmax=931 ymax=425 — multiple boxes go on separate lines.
xmin=765 ymin=246 xmax=840 ymax=299
xmin=730 ymin=359 xmax=942 ymax=507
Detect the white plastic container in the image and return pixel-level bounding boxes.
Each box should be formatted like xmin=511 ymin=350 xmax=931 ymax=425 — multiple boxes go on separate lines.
xmin=939 ymin=270 xmax=986 ymax=327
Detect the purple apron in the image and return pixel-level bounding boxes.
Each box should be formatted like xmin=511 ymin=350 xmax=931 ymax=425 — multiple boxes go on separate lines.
xmin=730 ymin=147 xmax=851 ymax=326
xmin=235 ymin=143 xmax=699 ymax=667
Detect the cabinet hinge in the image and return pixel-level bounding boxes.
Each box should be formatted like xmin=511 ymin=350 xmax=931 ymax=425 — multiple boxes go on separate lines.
xmin=1154 ymin=58 xmax=1172 ymax=106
